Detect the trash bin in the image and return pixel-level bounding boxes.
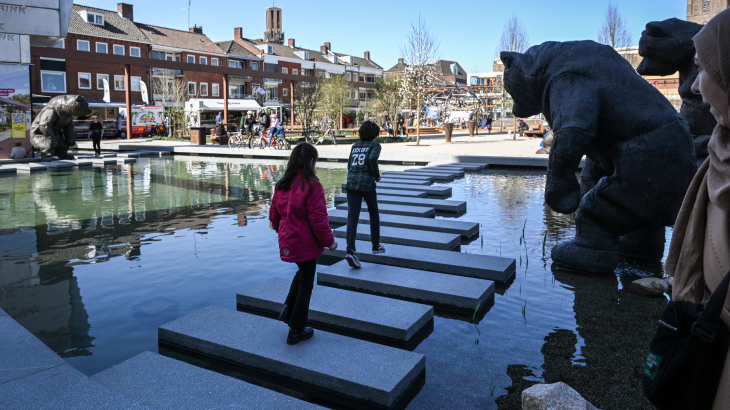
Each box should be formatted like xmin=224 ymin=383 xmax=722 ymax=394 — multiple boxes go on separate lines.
xmin=443 ymin=123 xmax=454 ymax=143
xmin=189 ymin=127 xmax=206 ymax=145
xmin=468 ymin=120 xmax=476 ymax=137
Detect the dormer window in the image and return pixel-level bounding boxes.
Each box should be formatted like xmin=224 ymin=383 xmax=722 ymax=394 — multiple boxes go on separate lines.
xmin=257 ymin=44 xmax=273 ymax=54
xmin=325 ymin=55 xmax=338 ymax=64
xmin=80 ymin=10 xmax=104 ymax=26
xmin=294 ymin=50 xmax=309 ymax=60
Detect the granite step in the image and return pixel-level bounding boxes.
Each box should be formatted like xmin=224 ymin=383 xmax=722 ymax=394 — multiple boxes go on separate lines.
xmin=382 ymin=171 xmax=455 ymax=182
xmin=92 ymin=351 xmax=325 ymax=410
xmin=327 ymin=209 xmax=479 ymax=239
xmin=7 ymin=163 xmax=47 ymax=173
xmin=91 ymin=158 xmax=117 ymax=166
xmin=376 ymin=174 xmax=434 ymax=182
xmin=332 ymin=224 xmax=461 ymax=250
xmin=378 ymin=178 xmax=432 ymax=186
xmin=57 ymin=159 xmax=93 ymax=167
xmin=236 ymin=277 xmax=433 ymax=349
xmin=117 ymin=158 xmax=137 ymax=164
xmin=158 ymin=306 xmax=426 ymax=410
xmin=342 ymin=182 xmax=451 ymax=198
xmin=434 ymin=163 xmax=484 ymax=171
xmin=318 ymin=260 xmax=495 ymax=313
xmin=406 ymin=168 xmax=465 ymax=177
xmin=116 ymin=152 xmax=141 ymax=158
xmin=323 ymin=240 xmax=516 ymax=284
xmin=334 ymin=203 xmax=435 ymax=218
xmin=364 ymin=189 xmax=427 ymax=198
xmin=46 ymin=161 xmax=74 ymax=170
xmin=0 ymin=167 xmax=16 ymax=174
xmin=334 ymin=194 xmax=466 ymax=213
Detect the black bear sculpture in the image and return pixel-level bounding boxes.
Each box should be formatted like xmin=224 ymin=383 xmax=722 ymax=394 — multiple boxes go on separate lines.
xmin=30 ymin=95 xmax=92 ymax=158
xmin=637 ymin=18 xmax=716 ymax=166
xmin=501 ymin=41 xmax=696 ymax=273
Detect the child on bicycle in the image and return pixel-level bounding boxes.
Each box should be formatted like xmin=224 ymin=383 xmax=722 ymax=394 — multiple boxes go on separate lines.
xmin=267 ymin=114 xmax=280 ymax=148
xmin=269 ymin=143 xmax=338 ymax=345
xmin=345 ymin=120 xmax=385 ymax=269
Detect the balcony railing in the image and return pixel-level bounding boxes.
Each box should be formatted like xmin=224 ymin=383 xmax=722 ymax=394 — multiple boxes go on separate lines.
xmin=152 ymin=68 xmax=183 ymax=76
xmin=229 ymin=93 xmax=253 ymax=99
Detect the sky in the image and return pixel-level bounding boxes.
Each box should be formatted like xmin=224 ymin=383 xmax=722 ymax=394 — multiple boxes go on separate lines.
xmin=74 ymin=0 xmax=686 ymax=72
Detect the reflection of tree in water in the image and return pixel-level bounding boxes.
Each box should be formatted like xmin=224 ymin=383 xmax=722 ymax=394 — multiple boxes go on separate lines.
xmin=473 ymin=171 xmax=545 ymax=212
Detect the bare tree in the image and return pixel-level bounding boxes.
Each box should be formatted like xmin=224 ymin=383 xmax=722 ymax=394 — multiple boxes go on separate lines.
xmin=498 ymin=15 xmax=530 ymax=54
xmin=293 ymin=81 xmax=322 ymax=133
xmin=399 ymin=16 xmax=439 ymax=146
xmin=152 ymin=71 xmax=189 ymax=138
xmin=320 ymin=74 xmax=354 ymax=132
xmin=598 ymin=1 xmax=633 ymax=49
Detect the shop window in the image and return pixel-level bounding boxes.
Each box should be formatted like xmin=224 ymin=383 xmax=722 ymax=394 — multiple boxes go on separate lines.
xmin=212 ymin=83 xmax=219 ymax=97
xmin=114 ymin=75 xmax=125 ymax=91
xmin=130 ymin=47 xmax=141 ymax=57
xmin=131 ymin=76 xmax=141 ymax=92
xmin=41 ymin=71 xmax=66 ymax=93
xmin=200 ymin=83 xmax=208 ymax=96
xmin=188 ymin=82 xmax=196 ymax=96
xmin=77 ymin=40 xmax=90 ymax=52
xmin=113 ymin=44 xmax=124 ymax=55
xmin=97 ymin=74 xmax=108 ymax=90
xmin=78 ymin=72 xmax=91 ymax=89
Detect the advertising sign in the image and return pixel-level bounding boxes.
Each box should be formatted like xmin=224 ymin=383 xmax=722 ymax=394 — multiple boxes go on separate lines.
xmin=11 ymin=113 xmax=25 ymax=138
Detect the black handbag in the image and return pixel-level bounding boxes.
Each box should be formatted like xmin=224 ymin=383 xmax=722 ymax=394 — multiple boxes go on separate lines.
xmin=643 ymin=269 xmax=730 ymax=410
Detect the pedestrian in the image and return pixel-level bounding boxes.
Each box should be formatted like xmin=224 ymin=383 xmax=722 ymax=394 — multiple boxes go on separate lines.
xmin=408 ymin=111 xmax=414 ymax=127
xmin=164 ymin=115 xmax=170 ymax=137
xmin=345 ymin=114 xmax=350 ymax=129
xmin=215 ymin=111 xmax=222 ymax=124
xmin=116 ymin=114 xmax=123 ymax=138
xmin=397 ymin=112 xmax=405 ymax=136
xmin=344 ymin=120 xmax=385 ymax=269
xmin=10 ymin=141 xmax=27 ymax=159
xmin=665 ymin=9 xmax=730 ymax=409
xmin=269 ymin=143 xmax=338 ymax=345
xmin=518 ymin=119 xmax=529 ymax=137
xmin=487 ymin=114 xmax=493 ymax=134
xmin=89 ymin=116 xmax=103 ymax=157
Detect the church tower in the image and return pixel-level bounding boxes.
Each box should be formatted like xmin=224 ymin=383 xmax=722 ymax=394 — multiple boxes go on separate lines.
xmin=264 ymin=7 xmax=284 ymax=44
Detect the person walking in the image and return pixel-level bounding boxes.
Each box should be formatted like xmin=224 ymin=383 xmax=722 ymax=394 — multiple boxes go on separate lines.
xmin=665 ymin=9 xmax=730 ymax=409
xmin=89 ymin=116 xmax=103 ymax=157
xmin=215 ymin=112 xmax=222 ymax=124
xmin=116 ymin=114 xmax=123 ymax=139
xmin=486 ymin=114 xmax=493 ymax=134
xmin=270 ymin=143 xmax=338 ymax=345
xmin=397 ymin=113 xmax=405 ymax=136
xmin=344 ymin=120 xmax=385 ymax=268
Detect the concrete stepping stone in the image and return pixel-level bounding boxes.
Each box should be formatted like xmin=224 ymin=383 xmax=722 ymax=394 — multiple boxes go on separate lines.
xmin=0 ymin=167 xmax=16 ymax=174
xmin=117 ymin=158 xmax=137 ymax=164
xmin=318 ymin=260 xmax=495 ymax=313
xmin=377 ymin=174 xmax=434 ymax=182
xmin=406 ymin=168 xmax=465 ymax=177
xmin=116 ymin=152 xmax=140 ymax=158
xmin=342 ymin=182 xmax=451 ymax=198
xmin=236 ymin=277 xmax=433 ymax=349
xmin=57 ymin=159 xmax=92 ymax=167
xmin=434 ymin=163 xmax=484 ymax=171
xmin=378 ymin=178 xmax=431 ymax=186
xmin=158 ymin=306 xmax=426 ymax=410
xmin=328 ymin=209 xmax=479 ymax=239
xmin=382 ymin=171 xmax=455 ymax=182
xmin=366 ymin=189 xmax=427 ymax=198
xmin=335 ymin=202 xmax=435 ymax=218
xmin=333 ymin=224 xmax=461 ymax=250
xmin=46 ymin=161 xmax=73 ymax=170
xmin=323 ymin=240 xmax=516 ymax=283
xmin=92 ymin=351 xmax=325 ymax=410
xmin=91 ymin=158 xmax=117 ymax=166
xmin=11 ymin=163 xmax=47 ymax=173
xmin=334 ymin=194 xmax=465 ymax=213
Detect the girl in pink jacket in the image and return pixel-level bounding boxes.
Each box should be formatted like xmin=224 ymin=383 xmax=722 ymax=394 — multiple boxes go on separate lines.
xmin=269 ymin=143 xmax=338 ymax=345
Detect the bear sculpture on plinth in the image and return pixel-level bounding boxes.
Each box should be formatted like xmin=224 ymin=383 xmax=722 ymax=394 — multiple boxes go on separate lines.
xmin=637 ymin=18 xmax=716 ymax=167
xmin=501 ymin=41 xmax=696 ymax=273
xmin=30 ymin=95 xmax=92 ymax=158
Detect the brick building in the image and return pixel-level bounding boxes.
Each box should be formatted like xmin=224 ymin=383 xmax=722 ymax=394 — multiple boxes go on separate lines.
xmin=687 ymin=0 xmax=730 ymax=24
xmin=385 ymin=59 xmax=466 ymax=87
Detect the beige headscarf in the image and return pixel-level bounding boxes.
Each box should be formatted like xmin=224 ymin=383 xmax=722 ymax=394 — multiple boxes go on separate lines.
xmin=665 ymin=10 xmax=730 ymax=409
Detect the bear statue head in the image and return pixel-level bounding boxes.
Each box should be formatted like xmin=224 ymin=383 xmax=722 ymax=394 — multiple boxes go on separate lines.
xmin=48 ymin=95 xmax=93 ymax=117
xmin=637 ymin=18 xmax=702 ymax=77
xmin=500 ymin=43 xmax=557 ymax=119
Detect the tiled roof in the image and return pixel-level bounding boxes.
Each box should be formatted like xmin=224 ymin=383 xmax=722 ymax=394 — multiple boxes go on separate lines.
xmin=246 ymin=39 xmax=381 ymax=70
xmin=68 ymin=4 xmax=149 ymax=43
xmin=215 ymin=41 xmax=258 ymax=58
xmin=136 ymin=23 xmax=224 ymax=55
xmin=438 ymin=60 xmax=466 ymax=77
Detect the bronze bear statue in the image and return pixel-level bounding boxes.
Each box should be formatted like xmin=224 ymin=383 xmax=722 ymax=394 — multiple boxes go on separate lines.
xmin=501 ymin=41 xmax=696 ymax=273
xmin=30 ymin=95 xmax=92 ymax=158
xmin=637 ymin=18 xmax=716 ymax=166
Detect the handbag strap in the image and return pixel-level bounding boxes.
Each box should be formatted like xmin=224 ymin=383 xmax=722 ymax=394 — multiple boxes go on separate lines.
xmin=692 ymin=267 xmax=730 ymax=346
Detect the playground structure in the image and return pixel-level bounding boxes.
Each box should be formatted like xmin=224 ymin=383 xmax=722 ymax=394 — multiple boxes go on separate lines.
xmin=419 ymin=87 xmax=488 ymax=128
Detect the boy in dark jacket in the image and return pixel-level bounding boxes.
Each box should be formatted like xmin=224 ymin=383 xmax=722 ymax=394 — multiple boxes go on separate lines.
xmin=344 ymin=120 xmax=385 ymax=268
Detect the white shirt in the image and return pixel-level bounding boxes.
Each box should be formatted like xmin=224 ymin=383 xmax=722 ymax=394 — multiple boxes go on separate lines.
xmin=10 ymin=147 xmax=26 ymax=159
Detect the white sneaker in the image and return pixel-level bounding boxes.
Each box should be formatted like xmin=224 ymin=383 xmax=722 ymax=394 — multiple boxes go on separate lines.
xmin=372 ymin=245 xmax=386 ymax=254
xmin=346 ymin=253 xmax=362 ymax=269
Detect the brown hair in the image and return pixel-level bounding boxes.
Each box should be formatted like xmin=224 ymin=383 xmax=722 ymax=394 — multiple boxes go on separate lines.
xmin=15 ymin=141 xmax=22 ymax=147
xmin=359 ymin=120 xmax=379 ymax=141
xmin=275 ymin=143 xmax=319 ymax=191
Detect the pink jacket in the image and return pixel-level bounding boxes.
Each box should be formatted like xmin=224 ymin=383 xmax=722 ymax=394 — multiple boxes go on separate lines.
xmin=269 ymin=172 xmax=334 ymax=262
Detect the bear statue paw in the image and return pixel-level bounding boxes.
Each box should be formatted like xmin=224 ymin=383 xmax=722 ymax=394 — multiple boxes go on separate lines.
xmin=551 ymin=240 xmax=619 ymax=273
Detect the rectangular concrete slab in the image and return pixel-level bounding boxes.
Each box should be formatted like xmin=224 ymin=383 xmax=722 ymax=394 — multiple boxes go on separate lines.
xmin=382 ymin=171 xmax=455 ymax=182
xmin=318 ymin=260 xmax=495 ymax=312
xmin=334 ymin=195 xmax=464 ymax=213
xmin=91 ymin=158 xmax=117 ymax=166
xmin=0 ymin=312 xmax=67 ymax=385
xmin=237 ymin=278 xmax=433 ymax=346
xmin=406 ymin=168 xmax=465 ymax=177
xmin=117 ymin=158 xmax=137 ymax=164
xmin=92 ymin=351 xmax=325 ymax=410
xmin=376 ymin=173 xmax=434 ymax=182
xmin=57 ymin=159 xmax=92 ymax=167
xmin=116 ymin=152 xmax=140 ymax=158
xmin=11 ymin=163 xmax=47 ymax=173
xmin=323 ymin=240 xmax=515 ymax=283
xmin=332 ymin=224 xmax=461 ymax=250
xmin=366 ymin=189 xmax=427 ymax=198
xmin=378 ymin=178 xmax=431 ymax=186
xmin=328 ymin=209 xmax=479 ymax=239
xmin=433 ymin=163 xmax=483 ymax=171
xmin=46 ymin=161 xmax=73 ymax=170
xmin=342 ymin=182 xmax=451 ymax=198
xmin=158 ymin=306 xmax=426 ymax=409
xmin=0 ymin=167 xmax=16 ymax=174
xmin=334 ymin=202 xmax=435 ymax=218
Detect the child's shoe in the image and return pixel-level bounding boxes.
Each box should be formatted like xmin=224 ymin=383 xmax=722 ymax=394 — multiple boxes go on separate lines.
xmin=346 ymin=252 xmax=361 ymax=268
xmin=372 ymin=245 xmax=386 ymax=254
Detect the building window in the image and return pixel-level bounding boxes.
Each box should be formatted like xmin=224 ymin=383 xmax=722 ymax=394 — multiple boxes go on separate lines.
xmin=114 ymin=75 xmax=125 ymax=91
xmin=53 ymin=39 xmax=65 ymax=49
xmin=293 ymin=68 xmax=299 ymax=75
xmin=96 ymin=42 xmax=108 ymax=54
xmin=211 ymin=58 xmax=219 ymax=66
xmin=41 ymin=71 xmax=66 ymax=93
xmin=200 ymin=56 xmax=207 ymax=65
xmin=188 ymin=82 xmax=196 ymax=95
xmin=129 ymin=47 xmax=141 ymax=57
xmin=212 ymin=83 xmax=219 ymax=97
xmin=187 ymin=55 xmax=195 ymax=63
xmin=97 ymin=74 xmax=109 ymax=90
xmin=200 ymin=83 xmax=208 ymax=96
xmin=113 ymin=44 xmax=124 ymax=55
xmin=131 ymin=76 xmax=141 ymax=92
xmin=228 ymin=60 xmax=243 ymax=69
xmin=78 ymin=72 xmax=91 ymax=89
xmin=85 ymin=11 xmax=104 ymax=26
xmin=251 ymin=62 xmax=259 ymax=70
xmin=282 ymin=67 xmax=288 ymax=74
xmin=346 ymin=72 xmax=352 ymax=81
xmin=282 ymin=88 xmax=288 ymax=97
xmin=77 ymin=40 xmax=90 ymax=52
xmin=266 ymin=86 xmax=278 ymax=100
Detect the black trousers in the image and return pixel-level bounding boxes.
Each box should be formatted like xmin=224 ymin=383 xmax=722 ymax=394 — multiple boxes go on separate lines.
xmin=92 ymin=135 xmax=101 ymax=155
xmin=283 ymin=258 xmax=317 ymax=332
xmin=346 ymin=188 xmax=380 ymax=253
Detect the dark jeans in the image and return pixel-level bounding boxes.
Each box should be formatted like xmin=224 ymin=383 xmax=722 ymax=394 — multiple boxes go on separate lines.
xmin=346 ymin=188 xmax=380 ymax=253
xmin=92 ymin=135 xmax=101 ymax=155
xmin=284 ymin=258 xmax=317 ymax=332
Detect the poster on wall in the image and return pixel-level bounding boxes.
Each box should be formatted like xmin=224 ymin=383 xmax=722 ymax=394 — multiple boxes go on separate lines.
xmin=12 ymin=113 xmax=25 ymax=138
xmin=0 ymin=64 xmax=31 ymax=146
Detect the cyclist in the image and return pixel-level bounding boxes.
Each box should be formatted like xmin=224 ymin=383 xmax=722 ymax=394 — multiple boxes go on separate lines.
xmin=241 ymin=111 xmax=256 ymax=136
xmin=267 ymin=114 xmax=281 ymax=147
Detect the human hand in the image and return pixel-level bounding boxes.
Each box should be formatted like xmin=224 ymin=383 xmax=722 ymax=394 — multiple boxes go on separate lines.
xmin=376 ymin=176 xmax=381 ymax=182
xmin=328 ymin=241 xmax=338 ymax=251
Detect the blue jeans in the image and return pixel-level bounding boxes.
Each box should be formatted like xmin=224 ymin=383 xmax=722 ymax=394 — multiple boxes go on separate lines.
xmin=346 ymin=188 xmax=380 ymax=253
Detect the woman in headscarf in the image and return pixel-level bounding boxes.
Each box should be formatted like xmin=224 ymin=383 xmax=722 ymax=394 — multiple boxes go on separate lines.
xmin=665 ymin=8 xmax=730 ymax=409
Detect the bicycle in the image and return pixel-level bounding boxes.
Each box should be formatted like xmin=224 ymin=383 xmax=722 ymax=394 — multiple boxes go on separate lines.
xmin=305 ymin=122 xmax=337 ymax=146
xmin=227 ymin=124 xmax=261 ymax=149
xmin=252 ymin=128 xmax=291 ymax=150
